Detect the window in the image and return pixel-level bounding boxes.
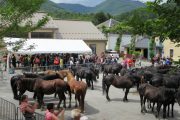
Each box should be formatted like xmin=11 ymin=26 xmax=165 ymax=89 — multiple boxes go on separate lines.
xmin=170 ymin=49 xmax=174 ymax=57
xmin=89 ymin=44 xmax=96 ymax=54
xmin=31 ymin=32 xmax=53 ymax=38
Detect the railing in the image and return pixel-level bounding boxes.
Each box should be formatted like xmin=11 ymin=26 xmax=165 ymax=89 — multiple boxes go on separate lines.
xmin=0 ymin=98 xmax=45 ymax=120
xmin=0 ymin=98 xmax=16 ymax=120
xmin=11 ymin=63 xmax=96 ymax=73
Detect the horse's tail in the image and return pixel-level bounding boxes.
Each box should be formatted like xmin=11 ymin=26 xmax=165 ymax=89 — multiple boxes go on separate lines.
xmin=10 ymin=76 xmax=18 ymax=100
xmin=102 ymin=76 xmax=106 ymax=95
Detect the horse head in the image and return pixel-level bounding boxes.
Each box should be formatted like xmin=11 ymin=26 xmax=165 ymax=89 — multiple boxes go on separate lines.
xmin=16 ymin=77 xmax=24 ymax=91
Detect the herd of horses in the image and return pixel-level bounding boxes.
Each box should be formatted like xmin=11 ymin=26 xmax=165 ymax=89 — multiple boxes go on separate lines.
xmin=10 ymin=63 xmax=180 ymax=118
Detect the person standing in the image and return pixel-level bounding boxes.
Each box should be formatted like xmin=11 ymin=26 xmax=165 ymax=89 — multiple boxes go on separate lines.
xmin=12 ymin=54 xmax=16 ymax=68
xmin=45 ymin=103 xmax=64 ymax=120
xmin=54 ymin=55 xmax=60 ymax=71
xmin=19 ymin=95 xmax=38 ymax=120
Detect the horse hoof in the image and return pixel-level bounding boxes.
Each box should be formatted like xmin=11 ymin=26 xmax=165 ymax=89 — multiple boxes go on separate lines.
xmin=91 ymin=88 xmax=94 ymax=90
xmin=63 ymin=105 xmax=66 ymax=108
xmin=14 ymin=97 xmax=19 ymax=100
xmin=144 ymin=109 xmax=147 ymax=113
xmin=68 ymin=105 xmax=71 ymax=108
xmin=107 ymin=98 xmax=111 ymax=102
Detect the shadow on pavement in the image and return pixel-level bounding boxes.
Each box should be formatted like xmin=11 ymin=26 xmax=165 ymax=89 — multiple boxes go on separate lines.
xmin=110 ymin=98 xmax=140 ymax=103
xmin=84 ymin=102 xmax=100 ymax=115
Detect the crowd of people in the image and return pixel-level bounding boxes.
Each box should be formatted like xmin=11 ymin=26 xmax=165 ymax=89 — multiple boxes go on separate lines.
xmin=151 ymin=54 xmax=173 ymax=67
xmin=2 ymin=52 xmax=173 ymax=73
xmin=3 ymin=53 xmax=100 ymax=71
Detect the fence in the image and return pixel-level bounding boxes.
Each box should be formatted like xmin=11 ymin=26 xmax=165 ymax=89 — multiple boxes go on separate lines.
xmin=11 ymin=63 xmax=96 ymax=74
xmin=0 ymin=98 xmax=45 ymax=120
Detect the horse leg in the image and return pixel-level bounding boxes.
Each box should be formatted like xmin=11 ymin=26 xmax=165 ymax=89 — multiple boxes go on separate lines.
xmin=167 ymin=104 xmax=170 ymax=117
xmin=156 ymin=102 xmax=162 ymax=118
xmin=18 ymin=90 xmax=26 ymax=100
xmin=136 ymin=83 xmax=139 ymax=91
xmin=140 ymin=95 xmax=144 ymax=113
xmin=77 ymin=95 xmax=81 ymax=109
xmin=68 ymin=91 xmax=72 ymax=108
xmin=123 ymin=88 xmax=129 ymax=102
xmin=54 ymin=92 xmax=57 ymax=98
xmin=86 ymin=79 xmax=90 ymax=87
xmin=63 ymin=93 xmax=66 ymax=108
xmin=41 ymin=94 xmax=45 ymax=111
xmin=57 ymin=92 xmax=66 ymax=109
xmin=75 ymin=94 xmax=78 ymax=107
xmin=106 ymin=85 xmax=111 ymax=101
xmin=80 ymin=91 xmax=86 ymax=113
xmin=171 ymin=102 xmax=174 ymax=117
xmin=147 ymin=100 xmax=151 ymax=109
xmin=152 ymin=102 xmax=155 ymax=112
xmin=143 ymin=97 xmax=147 ymax=112
xmin=163 ymin=104 xmax=167 ymax=118
xmin=13 ymin=84 xmax=19 ymax=100
xmin=76 ymin=75 xmax=79 ymax=81
xmin=91 ymin=79 xmax=94 ymax=90
xmin=36 ymin=93 xmax=42 ymax=109
xmin=33 ymin=92 xmax=37 ymax=100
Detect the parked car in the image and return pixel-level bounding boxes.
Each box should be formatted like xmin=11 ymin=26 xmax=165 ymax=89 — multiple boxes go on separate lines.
xmin=106 ymin=51 xmax=119 ymax=59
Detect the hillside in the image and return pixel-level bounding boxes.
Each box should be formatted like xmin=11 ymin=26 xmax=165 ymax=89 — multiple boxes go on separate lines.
xmin=55 ymin=0 xmax=145 ymax=15
xmin=93 ymin=0 xmax=145 ymax=15
xmin=58 ymin=3 xmax=93 ymax=13
xmin=40 ymin=0 xmax=65 ymax=13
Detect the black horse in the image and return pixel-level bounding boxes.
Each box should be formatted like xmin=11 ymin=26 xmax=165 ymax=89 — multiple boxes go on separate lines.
xmin=16 ymin=77 xmax=38 ymax=100
xmin=76 ymin=67 xmax=97 ymax=90
xmin=138 ymin=84 xmax=176 ymax=118
xmin=102 ymin=74 xmax=139 ymax=101
xmin=102 ymin=63 xmax=122 ymax=76
xmin=10 ymin=75 xmax=24 ymax=100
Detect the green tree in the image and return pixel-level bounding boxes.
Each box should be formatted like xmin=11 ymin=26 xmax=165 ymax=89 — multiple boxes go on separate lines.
xmin=92 ymin=12 xmax=111 ymax=25
xmin=0 ymin=0 xmax=49 ymax=49
xmin=149 ymin=37 xmax=155 ymax=59
xmin=147 ymin=0 xmax=180 ymax=43
xmin=128 ymin=35 xmax=136 ymax=54
xmin=115 ymin=34 xmax=122 ymax=52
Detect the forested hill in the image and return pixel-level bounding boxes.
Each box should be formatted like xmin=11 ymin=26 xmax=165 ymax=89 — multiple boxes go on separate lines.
xmin=57 ymin=0 xmax=145 ymax=15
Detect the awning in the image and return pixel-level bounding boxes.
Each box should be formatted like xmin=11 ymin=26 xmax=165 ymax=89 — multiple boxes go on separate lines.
xmin=4 ymin=38 xmax=92 ymax=54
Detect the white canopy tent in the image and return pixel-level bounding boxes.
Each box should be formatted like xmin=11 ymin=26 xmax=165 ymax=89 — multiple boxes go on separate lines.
xmin=4 ymin=38 xmax=92 ymax=54
xmin=4 ymin=37 xmax=92 ymax=74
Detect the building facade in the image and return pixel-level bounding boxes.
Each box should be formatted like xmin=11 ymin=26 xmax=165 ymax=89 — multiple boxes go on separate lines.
xmin=163 ymin=39 xmax=180 ymax=61
xmin=28 ymin=13 xmax=107 ymax=56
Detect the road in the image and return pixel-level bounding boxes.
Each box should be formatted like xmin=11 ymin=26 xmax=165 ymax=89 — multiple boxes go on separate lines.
xmin=0 ymin=70 xmax=180 ymax=120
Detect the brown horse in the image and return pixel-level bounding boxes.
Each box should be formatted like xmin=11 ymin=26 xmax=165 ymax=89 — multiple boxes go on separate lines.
xmin=34 ymin=78 xmax=70 ymax=109
xmin=60 ymin=70 xmax=87 ymax=113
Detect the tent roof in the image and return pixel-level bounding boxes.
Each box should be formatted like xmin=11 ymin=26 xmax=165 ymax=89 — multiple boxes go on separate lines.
xmin=4 ymin=38 xmax=92 ymax=54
